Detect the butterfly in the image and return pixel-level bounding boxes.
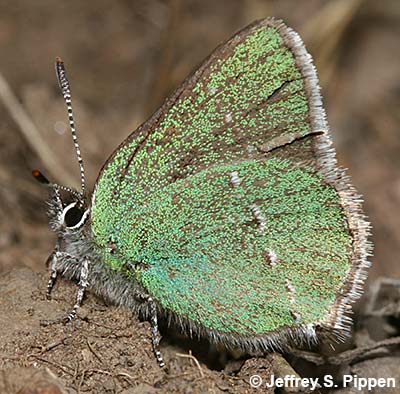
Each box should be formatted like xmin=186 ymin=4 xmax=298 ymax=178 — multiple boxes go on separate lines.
xmin=33 ymin=17 xmax=371 ymax=368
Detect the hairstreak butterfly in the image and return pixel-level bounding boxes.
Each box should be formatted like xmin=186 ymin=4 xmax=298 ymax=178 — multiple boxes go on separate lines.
xmin=33 ymin=18 xmax=371 ymax=367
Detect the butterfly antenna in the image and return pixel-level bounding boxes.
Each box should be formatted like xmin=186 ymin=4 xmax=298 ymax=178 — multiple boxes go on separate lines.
xmin=55 ymin=57 xmax=86 ymax=197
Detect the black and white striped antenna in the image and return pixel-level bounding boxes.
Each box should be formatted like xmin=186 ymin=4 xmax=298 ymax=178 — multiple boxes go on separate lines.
xmin=55 ymin=57 xmax=86 ymax=197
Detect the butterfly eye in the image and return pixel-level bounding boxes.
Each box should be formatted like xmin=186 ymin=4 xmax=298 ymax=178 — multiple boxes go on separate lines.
xmin=63 ymin=203 xmax=86 ymax=228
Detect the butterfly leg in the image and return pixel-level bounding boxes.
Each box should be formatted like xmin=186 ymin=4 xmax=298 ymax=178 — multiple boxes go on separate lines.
xmin=46 ymin=249 xmax=76 ymax=299
xmin=135 ymin=293 xmax=165 ymax=368
xmin=63 ymin=257 xmax=90 ymax=323
xmin=46 ymin=250 xmax=59 ymax=300
xmin=45 ymin=238 xmax=63 ymax=299
xmin=41 ymin=254 xmax=87 ymax=326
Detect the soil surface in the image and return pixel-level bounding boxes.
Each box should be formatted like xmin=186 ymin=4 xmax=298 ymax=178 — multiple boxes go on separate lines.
xmin=1 ymin=1 xmax=400 ymax=393
xmin=1 ymin=269 xmax=400 ymax=393
xmin=0 ymin=268 xmax=248 ymax=393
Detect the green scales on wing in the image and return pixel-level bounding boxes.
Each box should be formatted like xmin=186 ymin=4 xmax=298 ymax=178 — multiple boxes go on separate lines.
xmin=91 ymin=19 xmax=353 ymax=336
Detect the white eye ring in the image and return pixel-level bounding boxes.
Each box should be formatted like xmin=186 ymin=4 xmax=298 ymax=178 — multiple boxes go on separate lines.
xmin=61 ymin=202 xmax=90 ymax=229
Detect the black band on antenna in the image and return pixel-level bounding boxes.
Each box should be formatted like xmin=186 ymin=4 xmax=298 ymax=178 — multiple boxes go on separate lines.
xmin=55 ymin=57 xmax=86 ymax=197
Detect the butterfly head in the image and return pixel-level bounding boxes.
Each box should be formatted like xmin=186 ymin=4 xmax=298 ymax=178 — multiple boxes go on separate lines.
xmin=32 ymin=169 xmax=90 ymax=235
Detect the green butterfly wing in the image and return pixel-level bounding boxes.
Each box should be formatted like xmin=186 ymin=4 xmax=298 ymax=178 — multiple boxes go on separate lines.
xmin=91 ymin=18 xmax=370 ymax=341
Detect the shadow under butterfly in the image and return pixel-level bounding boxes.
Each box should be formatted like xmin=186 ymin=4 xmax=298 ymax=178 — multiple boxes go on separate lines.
xmin=33 ymin=18 xmax=372 ymax=368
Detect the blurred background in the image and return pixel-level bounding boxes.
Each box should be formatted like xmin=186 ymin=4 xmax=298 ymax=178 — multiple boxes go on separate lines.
xmin=0 ymin=0 xmax=399 ymax=284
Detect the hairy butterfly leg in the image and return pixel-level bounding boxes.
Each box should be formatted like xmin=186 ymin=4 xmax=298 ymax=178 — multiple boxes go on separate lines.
xmin=40 ymin=255 xmax=89 ymax=326
xmin=63 ymin=257 xmax=90 ymax=323
xmin=45 ymin=237 xmax=63 ymax=299
xmin=135 ymin=293 xmax=165 ymax=368
xmin=45 ymin=247 xmax=77 ymax=300
xmin=46 ymin=249 xmax=58 ymax=300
